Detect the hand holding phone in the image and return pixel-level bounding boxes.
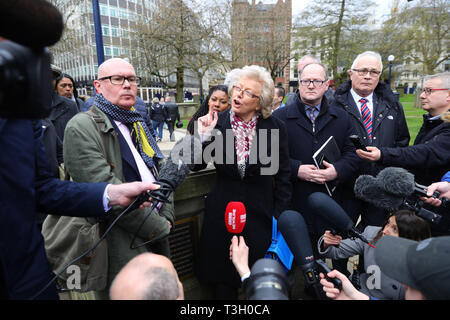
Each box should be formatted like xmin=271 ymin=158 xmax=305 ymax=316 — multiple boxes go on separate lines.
xmin=349 ymin=135 xmax=368 ymax=152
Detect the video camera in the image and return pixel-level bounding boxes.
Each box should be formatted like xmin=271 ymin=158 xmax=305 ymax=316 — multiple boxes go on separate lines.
xmin=0 ymin=41 xmax=53 ymax=119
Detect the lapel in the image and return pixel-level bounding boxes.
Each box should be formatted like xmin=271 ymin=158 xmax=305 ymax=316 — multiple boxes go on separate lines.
xmin=346 ymin=91 xmax=362 ymax=121
xmin=108 ymin=117 xmax=141 ymax=182
xmin=287 ymin=100 xmax=314 ymax=135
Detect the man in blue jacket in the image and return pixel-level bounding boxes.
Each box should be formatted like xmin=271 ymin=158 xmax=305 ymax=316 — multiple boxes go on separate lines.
xmin=0 ymin=118 xmax=161 ymax=300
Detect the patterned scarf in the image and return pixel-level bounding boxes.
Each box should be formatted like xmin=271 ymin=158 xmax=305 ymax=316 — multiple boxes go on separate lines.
xmin=230 ymin=109 xmax=258 ymax=178
xmin=94 ymin=94 xmax=163 ymax=168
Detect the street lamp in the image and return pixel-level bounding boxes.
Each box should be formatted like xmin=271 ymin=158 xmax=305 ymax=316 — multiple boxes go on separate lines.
xmin=388 ymin=55 xmax=395 ymax=88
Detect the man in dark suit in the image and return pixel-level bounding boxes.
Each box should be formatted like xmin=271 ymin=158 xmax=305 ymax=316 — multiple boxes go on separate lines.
xmin=273 ymin=63 xmax=360 ymax=242
xmin=333 ymin=51 xmax=410 ymax=228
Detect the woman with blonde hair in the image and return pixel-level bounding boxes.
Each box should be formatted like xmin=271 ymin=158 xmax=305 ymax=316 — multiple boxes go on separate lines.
xmin=192 ymin=65 xmax=292 ymax=299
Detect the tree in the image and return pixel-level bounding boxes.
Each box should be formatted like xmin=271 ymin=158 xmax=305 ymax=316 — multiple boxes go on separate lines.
xmin=292 ymin=0 xmax=375 ymax=86
xmin=378 ymin=0 xmax=449 ymax=75
xmin=134 ymin=0 xmax=203 ymax=102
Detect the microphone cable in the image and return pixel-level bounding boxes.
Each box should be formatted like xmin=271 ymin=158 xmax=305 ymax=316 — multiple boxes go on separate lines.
xmin=29 ymin=192 xmax=151 ymax=300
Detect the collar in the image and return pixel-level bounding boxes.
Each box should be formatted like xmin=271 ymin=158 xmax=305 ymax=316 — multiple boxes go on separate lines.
xmin=350 ymin=88 xmax=374 ymax=105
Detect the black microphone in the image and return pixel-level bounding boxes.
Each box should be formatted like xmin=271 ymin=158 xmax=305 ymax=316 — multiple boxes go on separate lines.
xmin=278 ymin=210 xmax=315 ymax=267
xmin=308 ymin=192 xmax=376 ymax=248
xmin=129 ymin=135 xmax=203 ymax=248
xmin=0 ymin=0 xmax=64 ymax=48
xmin=278 ymin=210 xmax=342 ymax=297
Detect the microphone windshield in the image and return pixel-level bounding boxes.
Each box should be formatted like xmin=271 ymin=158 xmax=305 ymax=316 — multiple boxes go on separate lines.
xmin=354 ymin=175 xmax=403 ymax=212
xmin=376 ymin=167 xmax=415 ymax=197
xmin=159 ymin=135 xmax=202 ymax=188
xmin=225 ymin=202 xmax=246 ymax=234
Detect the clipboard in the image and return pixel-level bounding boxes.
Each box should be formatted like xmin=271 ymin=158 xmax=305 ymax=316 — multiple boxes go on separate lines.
xmin=312 ymin=136 xmax=341 ymax=196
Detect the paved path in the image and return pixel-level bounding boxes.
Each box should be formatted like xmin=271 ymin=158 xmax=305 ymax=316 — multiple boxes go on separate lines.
xmin=157 ymin=126 xmax=189 ymax=157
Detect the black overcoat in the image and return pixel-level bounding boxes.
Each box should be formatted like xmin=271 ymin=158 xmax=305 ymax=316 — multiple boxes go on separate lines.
xmin=193 ymin=109 xmax=292 ymax=288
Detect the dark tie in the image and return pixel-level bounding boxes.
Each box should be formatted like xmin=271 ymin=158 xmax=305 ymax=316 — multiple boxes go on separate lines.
xmin=126 ymin=123 xmax=140 ymax=151
xmin=359 ymin=98 xmax=372 ymax=139
xmin=306 ymin=106 xmax=317 ymax=123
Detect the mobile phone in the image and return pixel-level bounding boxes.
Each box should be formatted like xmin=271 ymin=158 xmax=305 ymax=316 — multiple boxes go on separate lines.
xmin=349 ymin=135 xmax=368 ymax=152
xmin=316 ymin=259 xmax=342 ymax=291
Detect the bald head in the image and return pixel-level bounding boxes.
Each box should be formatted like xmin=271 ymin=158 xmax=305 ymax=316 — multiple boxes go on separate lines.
xmin=94 ymin=58 xmax=137 ymax=109
xmin=97 ymin=58 xmax=134 ymax=79
xmin=110 ymin=253 xmax=183 ymax=300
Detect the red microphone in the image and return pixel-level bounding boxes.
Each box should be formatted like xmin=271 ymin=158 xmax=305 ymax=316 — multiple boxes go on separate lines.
xmin=225 ymin=201 xmax=246 ymax=235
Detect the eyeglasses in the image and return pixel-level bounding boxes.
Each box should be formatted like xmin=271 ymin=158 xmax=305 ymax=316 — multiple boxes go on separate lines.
xmin=98 ymin=75 xmax=141 ymax=86
xmin=299 ymin=79 xmax=327 ymax=87
xmin=352 ymin=68 xmax=381 ymax=77
xmin=232 ymin=85 xmax=260 ymax=100
xmin=422 ymin=88 xmax=449 ymax=95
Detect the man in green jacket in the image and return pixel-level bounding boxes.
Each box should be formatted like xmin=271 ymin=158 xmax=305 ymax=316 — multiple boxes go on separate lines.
xmin=62 ymin=58 xmax=174 ymax=299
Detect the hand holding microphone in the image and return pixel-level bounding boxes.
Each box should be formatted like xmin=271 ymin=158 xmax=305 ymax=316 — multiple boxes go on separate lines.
xmin=225 ymin=202 xmax=249 ymax=278
xmin=423 ymin=181 xmax=450 ymax=207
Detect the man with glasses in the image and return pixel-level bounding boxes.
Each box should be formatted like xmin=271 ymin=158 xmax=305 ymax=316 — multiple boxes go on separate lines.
xmin=273 ymin=64 xmax=360 ymax=294
xmin=57 ymin=58 xmax=175 ymax=299
xmin=357 ymin=72 xmax=450 ymax=190
xmin=333 ymin=51 xmax=410 ymax=231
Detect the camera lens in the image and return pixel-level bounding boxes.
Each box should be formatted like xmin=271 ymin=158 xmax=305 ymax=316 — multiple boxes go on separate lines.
xmin=244 ymin=258 xmax=289 ymax=300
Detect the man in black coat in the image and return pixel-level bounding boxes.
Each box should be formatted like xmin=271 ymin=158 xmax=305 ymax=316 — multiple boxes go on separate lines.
xmin=164 ymin=96 xmax=180 ymax=141
xmin=273 ymin=63 xmax=360 ymax=241
xmin=357 ymin=72 xmax=450 ymax=189
xmin=333 ymin=51 xmax=410 ymax=227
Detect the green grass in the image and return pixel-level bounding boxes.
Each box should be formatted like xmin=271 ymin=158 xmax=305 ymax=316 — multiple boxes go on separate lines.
xmin=399 ymin=94 xmax=426 ymax=145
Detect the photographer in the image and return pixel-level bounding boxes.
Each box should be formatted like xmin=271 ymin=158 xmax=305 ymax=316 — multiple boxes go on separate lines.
xmin=0 ymin=0 xmax=161 ymax=299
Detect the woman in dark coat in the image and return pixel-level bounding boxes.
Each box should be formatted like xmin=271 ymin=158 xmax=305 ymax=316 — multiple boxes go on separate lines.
xmin=192 ymin=65 xmax=292 ymax=299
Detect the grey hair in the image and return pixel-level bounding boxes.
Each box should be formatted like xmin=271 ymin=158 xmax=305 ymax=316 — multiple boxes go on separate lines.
xmin=226 ymin=65 xmax=274 ymax=119
xmin=423 ymin=72 xmax=450 ymax=89
xmin=299 ymin=63 xmax=329 ymax=81
xmin=351 ymin=51 xmax=383 ymax=71
xmin=152 ymin=97 xmax=159 ymax=104
xmin=298 ymin=55 xmax=321 ymax=72
xmin=141 ymin=267 xmax=180 ymax=300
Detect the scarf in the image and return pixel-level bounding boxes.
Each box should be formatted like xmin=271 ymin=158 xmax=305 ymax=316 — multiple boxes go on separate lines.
xmin=94 ymin=94 xmax=163 ymax=168
xmin=230 ymin=109 xmax=258 ymax=178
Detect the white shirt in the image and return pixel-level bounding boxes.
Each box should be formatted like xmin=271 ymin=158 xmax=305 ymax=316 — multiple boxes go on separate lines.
xmin=114 ymin=120 xmax=156 ymax=184
xmin=350 ymin=89 xmax=374 ymax=117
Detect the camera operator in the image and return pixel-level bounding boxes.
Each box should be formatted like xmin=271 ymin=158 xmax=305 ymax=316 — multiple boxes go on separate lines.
xmin=0 ymin=0 xmax=161 ymax=300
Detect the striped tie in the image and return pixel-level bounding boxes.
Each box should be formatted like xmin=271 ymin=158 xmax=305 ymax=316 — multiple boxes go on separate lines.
xmin=359 ymin=98 xmax=372 ymax=139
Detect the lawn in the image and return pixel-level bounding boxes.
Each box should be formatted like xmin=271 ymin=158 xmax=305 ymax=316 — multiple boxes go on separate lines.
xmin=399 ymin=94 xmax=426 ymax=144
